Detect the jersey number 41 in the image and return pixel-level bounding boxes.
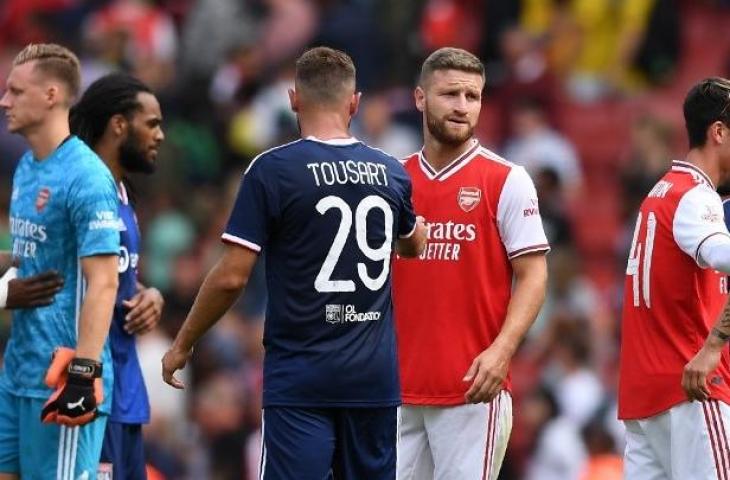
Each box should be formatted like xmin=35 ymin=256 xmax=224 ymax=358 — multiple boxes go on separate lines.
xmin=626 ymin=211 xmax=657 ymax=308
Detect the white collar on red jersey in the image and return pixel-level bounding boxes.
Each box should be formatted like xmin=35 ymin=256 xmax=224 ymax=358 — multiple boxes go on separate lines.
xmin=305 ymin=135 xmax=360 ymax=146
xmin=418 ymin=139 xmax=480 ymax=181
xmin=671 ymin=160 xmax=715 ymax=189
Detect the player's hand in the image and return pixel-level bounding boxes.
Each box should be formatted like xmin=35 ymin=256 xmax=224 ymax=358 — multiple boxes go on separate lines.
xmin=682 ymin=341 xmax=723 ymax=402
xmin=41 ymin=349 xmax=103 ymax=426
xmin=162 ymin=346 xmax=191 ymax=389
xmin=463 ymin=343 xmax=512 ymax=403
xmin=123 ymin=287 xmax=164 ymax=335
xmin=6 ymin=270 xmax=64 ymax=309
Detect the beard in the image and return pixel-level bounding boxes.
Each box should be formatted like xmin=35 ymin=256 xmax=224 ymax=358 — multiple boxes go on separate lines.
xmin=119 ymin=127 xmax=155 ymax=174
xmin=425 ymin=109 xmax=474 ymax=146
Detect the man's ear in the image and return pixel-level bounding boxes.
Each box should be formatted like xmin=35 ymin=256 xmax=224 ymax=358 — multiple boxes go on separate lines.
xmin=110 ymin=114 xmax=128 ymax=138
xmin=289 ymin=88 xmax=299 ymax=113
xmin=414 ymin=86 xmax=426 ymax=113
xmin=711 ymin=120 xmax=727 ymax=146
xmin=45 ymin=84 xmax=59 ymax=108
xmin=349 ymin=91 xmax=361 ymax=117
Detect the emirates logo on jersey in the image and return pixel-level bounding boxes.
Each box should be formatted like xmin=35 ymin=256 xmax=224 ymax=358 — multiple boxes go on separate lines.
xmin=457 ymin=187 xmax=481 ymax=212
xmin=35 ymin=187 xmax=50 ymax=213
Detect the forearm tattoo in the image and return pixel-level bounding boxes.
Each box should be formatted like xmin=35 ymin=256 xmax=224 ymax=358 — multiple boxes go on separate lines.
xmin=713 ymin=328 xmax=730 ymax=342
xmin=711 ymin=300 xmax=730 ymax=343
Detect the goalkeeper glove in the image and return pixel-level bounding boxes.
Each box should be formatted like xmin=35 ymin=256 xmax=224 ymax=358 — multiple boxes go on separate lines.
xmin=41 ymin=347 xmax=104 ymax=426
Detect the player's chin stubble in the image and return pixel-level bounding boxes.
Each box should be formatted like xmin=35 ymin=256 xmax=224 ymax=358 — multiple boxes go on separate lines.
xmin=425 ymin=111 xmax=473 ymax=147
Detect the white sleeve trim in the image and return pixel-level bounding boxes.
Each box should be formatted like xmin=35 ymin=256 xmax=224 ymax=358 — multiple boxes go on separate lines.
xmin=221 ymin=233 xmax=262 ymax=253
xmin=697 ymin=232 xmax=730 ymax=273
xmin=508 ymin=244 xmax=551 ymax=259
xmin=399 ymin=222 xmax=418 ymax=239
xmin=672 ymin=184 xmax=728 ymax=267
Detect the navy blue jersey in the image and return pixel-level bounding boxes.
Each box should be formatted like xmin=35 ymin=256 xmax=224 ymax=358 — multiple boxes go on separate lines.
xmin=724 ymin=197 xmax=730 ymax=231
xmin=109 ymin=184 xmax=150 ymax=423
xmin=223 ymin=137 xmax=417 ymax=407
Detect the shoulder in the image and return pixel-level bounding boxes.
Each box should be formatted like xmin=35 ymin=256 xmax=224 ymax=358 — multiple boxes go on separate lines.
xmin=473 ymin=146 xmax=518 ymax=173
xmin=400 ymin=151 xmax=421 ymax=167
xmin=472 ymin=146 xmax=536 ymax=192
xmin=65 ymin=138 xmax=110 ymax=174
xmin=360 ymin=143 xmax=405 ymax=169
xmin=14 ymin=151 xmax=33 ymax=174
xmin=679 ymin=182 xmax=722 ymax=206
xmin=672 ymin=183 xmax=724 ymax=226
xmin=64 ymin=140 xmax=116 ymax=191
xmin=244 ymin=139 xmax=305 ymax=175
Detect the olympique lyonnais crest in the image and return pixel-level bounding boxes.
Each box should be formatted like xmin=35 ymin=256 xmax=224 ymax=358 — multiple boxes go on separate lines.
xmin=457 ymin=186 xmax=481 ymax=212
xmin=325 ymin=304 xmax=343 ymax=324
xmin=35 ymin=187 xmax=50 ymax=212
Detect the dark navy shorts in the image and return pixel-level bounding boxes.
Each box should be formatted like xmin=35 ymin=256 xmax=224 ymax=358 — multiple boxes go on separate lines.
xmin=99 ymin=421 xmax=146 ymax=480
xmin=259 ymin=406 xmax=398 ymax=480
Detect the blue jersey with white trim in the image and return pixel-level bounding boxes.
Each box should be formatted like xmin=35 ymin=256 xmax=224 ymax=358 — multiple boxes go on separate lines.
xmin=224 ymin=137 xmax=417 ymax=407
xmin=109 ymin=185 xmax=149 ymax=423
xmin=2 ymin=137 xmax=118 ymax=413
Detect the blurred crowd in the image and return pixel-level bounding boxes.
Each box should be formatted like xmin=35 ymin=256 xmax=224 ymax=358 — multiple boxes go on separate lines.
xmin=0 ymin=0 xmax=729 ymax=478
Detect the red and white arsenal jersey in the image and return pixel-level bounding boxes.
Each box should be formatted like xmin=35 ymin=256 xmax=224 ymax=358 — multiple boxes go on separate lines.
xmin=619 ymin=161 xmax=730 ymax=420
xmin=392 ymin=140 xmax=550 ymax=405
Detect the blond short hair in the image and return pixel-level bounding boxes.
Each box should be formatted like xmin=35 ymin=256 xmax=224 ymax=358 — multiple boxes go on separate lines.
xmin=420 ymin=47 xmax=485 ymax=85
xmin=13 ymin=43 xmax=81 ymax=101
xmin=295 ymin=47 xmax=356 ymax=104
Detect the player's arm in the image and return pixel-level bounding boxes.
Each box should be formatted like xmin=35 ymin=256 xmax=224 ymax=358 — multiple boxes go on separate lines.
xmin=682 ymin=296 xmax=730 ymax=402
xmin=162 ymin=244 xmax=258 ymax=389
xmin=463 ymin=252 xmax=547 ymax=403
xmin=40 ymin=255 xmax=118 ymax=426
xmin=123 ymin=281 xmax=164 ymax=335
xmin=75 ymin=254 xmax=119 ymax=359
xmin=396 ymin=216 xmax=427 ymax=258
xmin=696 ymin=234 xmax=730 ymax=274
xmin=682 ymin=223 xmax=730 ymax=401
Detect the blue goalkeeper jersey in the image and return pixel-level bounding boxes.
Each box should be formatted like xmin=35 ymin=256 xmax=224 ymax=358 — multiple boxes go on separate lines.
xmin=2 ymin=136 xmax=119 ymax=414
xmin=223 ymin=137 xmax=417 ymax=407
xmin=109 ymin=183 xmax=149 ymax=423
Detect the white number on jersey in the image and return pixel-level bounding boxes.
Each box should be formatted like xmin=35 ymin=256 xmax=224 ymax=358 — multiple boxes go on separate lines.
xmin=315 ymin=195 xmax=393 ymax=293
xmin=626 ymin=211 xmax=657 ymax=308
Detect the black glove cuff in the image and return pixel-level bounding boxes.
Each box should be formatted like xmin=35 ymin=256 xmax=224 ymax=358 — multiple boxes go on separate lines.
xmin=67 ymin=358 xmax=102 ymax=380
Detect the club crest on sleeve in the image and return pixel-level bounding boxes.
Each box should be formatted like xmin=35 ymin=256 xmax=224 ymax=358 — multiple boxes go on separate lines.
xmin=35 ymin=187 xmax=51 ymax=213
xmin=701 ymin=205 xmax=722 ymax=223
xmin=457 ymin=187 xmax=481 ymax=212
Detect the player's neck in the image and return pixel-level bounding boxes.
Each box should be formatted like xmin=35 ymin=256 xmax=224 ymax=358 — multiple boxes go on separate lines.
xmin=685 ymin=148 xmax=720 ymax=187
xmin=422 ymin=136 xmax=477 ymax=172
xmin=26 ymin=115 xmax=70 ymax=161
xmin=298 ymin=112 xmax=352 ymax=141
xmin=94 ymin=139 xmax=123 ymax=183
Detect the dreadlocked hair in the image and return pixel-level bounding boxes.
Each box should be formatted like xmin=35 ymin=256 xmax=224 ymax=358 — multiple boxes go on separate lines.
xmin=70 ymin=72 xmax=152 ymax=147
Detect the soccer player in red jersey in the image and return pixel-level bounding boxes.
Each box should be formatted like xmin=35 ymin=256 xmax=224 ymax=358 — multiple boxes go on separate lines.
xmin=619 ymin=77 xmax=730 ymax=479
xmin=392 ymin=47 xmax=550 ymax=480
